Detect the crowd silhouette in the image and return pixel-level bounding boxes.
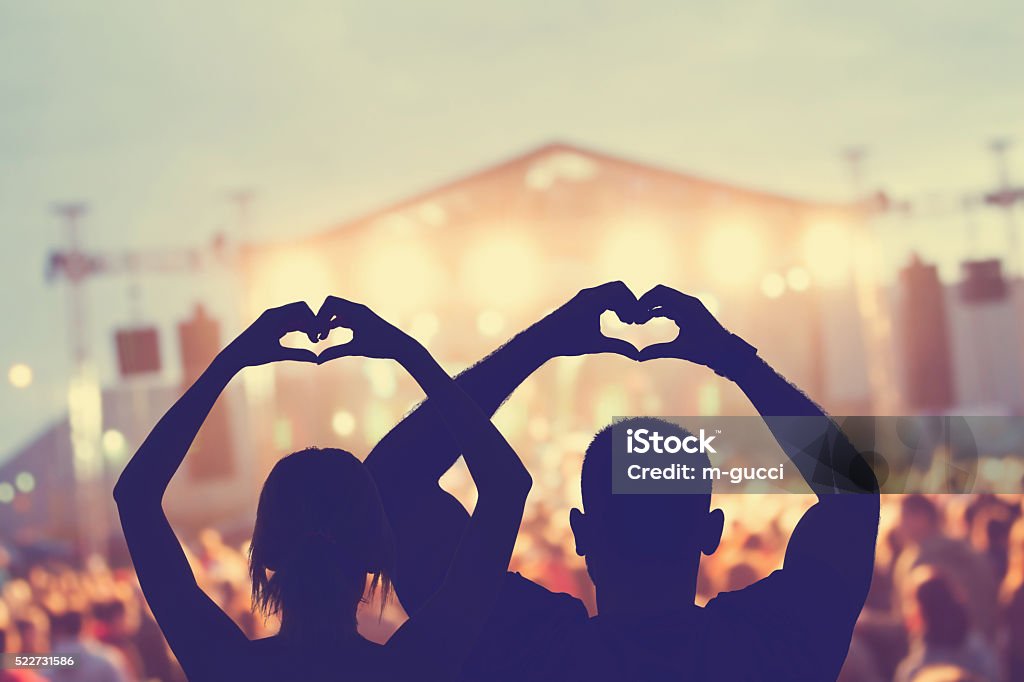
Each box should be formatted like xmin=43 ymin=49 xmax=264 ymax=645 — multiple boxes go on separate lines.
xmin=19 ymin=282 xmax=1012 ymax=681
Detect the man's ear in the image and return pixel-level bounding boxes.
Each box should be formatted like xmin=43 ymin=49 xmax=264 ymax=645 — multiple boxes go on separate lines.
xmin=701 ymin=508 xmax=725 ymax=556
xmin=569 ymin=508 xmax=589 ymax=557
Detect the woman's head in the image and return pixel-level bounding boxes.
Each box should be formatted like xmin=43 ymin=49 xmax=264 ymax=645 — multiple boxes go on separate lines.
xmin=249 ymin=448 xmax=394 ymax=638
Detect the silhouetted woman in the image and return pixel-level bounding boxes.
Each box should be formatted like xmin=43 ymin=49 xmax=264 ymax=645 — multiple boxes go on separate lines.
xmin=114 ymin=298 xmax=532 ymax=680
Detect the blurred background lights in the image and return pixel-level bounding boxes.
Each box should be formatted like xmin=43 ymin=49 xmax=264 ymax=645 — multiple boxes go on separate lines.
xmin=704 ymin=223 xmax=763 ymax=287
xmin=102 ymin=429 xmax=127 ymax=458
xmin=786 ymin=266 xmax=811 ymax=291
xmin=255 ymin=247 xmax=333 ymax=310
xmin=331 ymin=410 xmax=356 ymax=437
xmin=363 ymin=362 xmax=397 ymax=399
xmin=599 ymin=221 xmax=673 ymax=292
xmin=8 ymin=363 xmax=32 ymax=388
xmin=760 ymin=272 xmax=786 ymax=299
xmin=356 ymin=239 xmax=445 ymax=315
xmin=0 ymin=482 xmax=13 ymax=504
xmin=14 ymin=471 xmax=35 ymax=493
xmin=409 ymin=311 xmax=441 ymax=344
xmin=477 ymin=310 xmax=505 ymax=337
xmin=802 ymin=221 xmax=854 ymax=286
xmin=461 ymin=232 xmax=540 ymax=311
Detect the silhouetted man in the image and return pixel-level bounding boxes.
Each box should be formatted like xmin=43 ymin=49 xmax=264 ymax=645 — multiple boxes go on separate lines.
xmin=366 ymin=282 xmax=880 ymax=681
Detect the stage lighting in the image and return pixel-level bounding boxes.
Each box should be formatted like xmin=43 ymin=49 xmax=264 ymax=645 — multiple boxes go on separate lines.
xmin=355 ymin=238 xmax=445 ymax=315
xmin=14 ymin=472 xmax=35 ymax=493
xmin=477 ymin=310 xmax=506 ymax=336
xmin=102 ymin=429 xmax=127 ymax=459
xmin=8 ymin=363 xmax=32 ymax=389
xmin=802 ymin=221 xmax=853 ymax=286
xmin=599 ymin=221 xmax=673 ymax=292
xmin=462 ymin=232 xmax=540 ymax=310
xmin=257 ymin=247 xmax=334 ymax=309
xmin=332 ymin=410 xmax=356 ymax=437
xmin=786 ymin=266 xmax=811 ymax=291
xmin=703 ymin=223 xmax=763 ymax=287
xmin=760 ymin=272 xmax=786 ymax=299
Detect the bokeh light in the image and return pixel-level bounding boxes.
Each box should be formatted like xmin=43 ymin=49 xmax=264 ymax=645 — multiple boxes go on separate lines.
xmin=102 ymin=429 xmax=127 ymax=459
xmin=760 ymin=272 xmax=786 ymax=299
xmin=703 ymin=223 xmax=763 ymax=287
xmin=355 ymin=238 xmax=446 ymax=316
xmin=8 ymin=363 xmax=32 ymax=389
xmin=331 ymin=410 xmax=356 ymax=437
xmin=599 ymin=220 xmax=673 ymax=292
xmin=461 ymin=231 xmax=540 ymax=311
xmin=477 ymin=310 xmax=506 ymax=337
xmin=786 ymin=266 xmax=811 ymax=291
xmin=15 ymin=471 xmax=35 ymax=493
xmin=802 ymin=221 xmax=853 ymax=286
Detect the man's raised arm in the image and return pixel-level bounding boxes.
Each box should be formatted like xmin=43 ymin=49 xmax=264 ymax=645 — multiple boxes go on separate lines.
xmin=364 ymin=282 xmax=639 ymax=612
xmin=636 ymin=285 xmax=880 ymax=608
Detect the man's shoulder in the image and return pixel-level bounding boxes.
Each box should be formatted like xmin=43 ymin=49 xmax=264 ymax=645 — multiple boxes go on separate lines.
xmin=705 ymin=570 xmax=789 ymax=613
xmin=460 ymin=572 xmax=589 ymax=681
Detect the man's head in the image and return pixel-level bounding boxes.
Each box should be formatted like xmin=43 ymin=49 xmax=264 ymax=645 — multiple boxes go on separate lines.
xmin=569 ymin=417 xmax=724 ymax=601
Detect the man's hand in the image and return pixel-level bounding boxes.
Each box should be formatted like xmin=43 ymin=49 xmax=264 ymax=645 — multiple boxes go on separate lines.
xmin=635 ymin=285 xmax=756 ymax=374
xmin=316 ymin=296 xmax=421 ymax=363
xmin=534 ymin=281 xmax=642 ymax=360
xmin=220 ymin=302 xmax=321 ymax=369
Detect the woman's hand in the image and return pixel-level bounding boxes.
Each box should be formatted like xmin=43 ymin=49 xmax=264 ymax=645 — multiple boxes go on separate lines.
xmin=220 ymin=302 xmax=322 ymax=370
xmin=315 ymin=296 xmax=421 ymax=363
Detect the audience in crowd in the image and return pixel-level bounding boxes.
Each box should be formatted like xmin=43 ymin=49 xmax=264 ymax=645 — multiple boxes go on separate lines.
xmin=0 ymin=492 xmax=1020 ymax=681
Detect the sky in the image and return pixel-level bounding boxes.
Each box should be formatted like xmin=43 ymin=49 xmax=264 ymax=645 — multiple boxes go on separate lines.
xmin=1 ymin=0 xmax=1023 ymax=458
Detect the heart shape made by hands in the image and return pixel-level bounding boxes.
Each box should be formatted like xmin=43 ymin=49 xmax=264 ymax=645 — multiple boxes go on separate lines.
xmin=280 ymin=325 xmax=354 ymax=355
xmin=276 ymin=293 xmax=681 ymax=360
xmin=600 ymin=309 xmax=679 ymax=352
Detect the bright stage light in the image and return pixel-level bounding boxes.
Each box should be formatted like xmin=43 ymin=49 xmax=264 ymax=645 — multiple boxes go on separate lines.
xmin=786 ymin=266 xmax=811 ymax=291
xmin=461 ymin=232 xmax=540 ymax=310
xmin=15 ymin=472 xmax=35 ymax=493
xmin=477 ymin=310 xmax=505 ymax=337
xmin=355 ymin=239 xmax=445 ymax=315
xmin=802 ymin=222 xmax=853 ymax=286
xmin=331 ymin=410 xmax=356 ymax=437
xmin=256 ymin=247 xmax=334 ymax=309
xmin=8 ymin=363 xmax=32 ymax=389
xmin=102 ymin=429 xmax=127 ymax=459
xmin=599 ymin=221 xmax=673 ymax=292
xmin=761 ymin=272 xmax=786 ymax=299
xmin=703 ymin=223 xmax=763 ymax=287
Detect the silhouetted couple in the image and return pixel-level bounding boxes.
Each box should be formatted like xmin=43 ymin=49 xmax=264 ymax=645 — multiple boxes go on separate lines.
xmin=115 ymin=283 xmax=879 ymax=681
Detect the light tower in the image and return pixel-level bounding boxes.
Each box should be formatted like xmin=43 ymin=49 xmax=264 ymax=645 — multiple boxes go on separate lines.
xmin=986 ymin=138 xmax=1023 ymax=275
xmin=51 ymin=202 xmax=108 ymax=562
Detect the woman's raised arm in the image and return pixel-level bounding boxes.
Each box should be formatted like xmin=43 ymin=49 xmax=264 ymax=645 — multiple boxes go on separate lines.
xmin=113 ymin=302 xmax=321 ymax=680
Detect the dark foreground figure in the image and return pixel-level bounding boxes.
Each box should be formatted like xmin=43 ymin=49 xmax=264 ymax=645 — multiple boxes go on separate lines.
xmin=114 ymin=297 xmax=531 ymax=681
xmin=368 ymin=283 xmax=881 ymax=681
